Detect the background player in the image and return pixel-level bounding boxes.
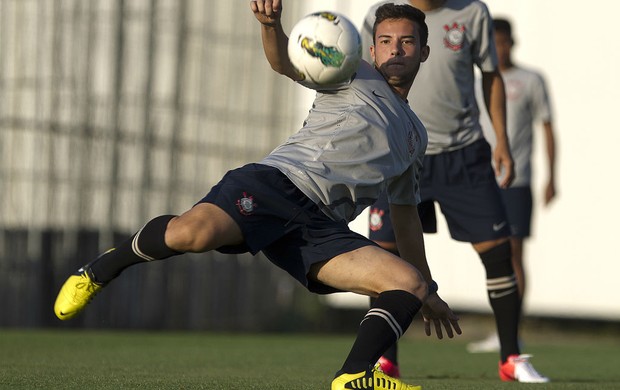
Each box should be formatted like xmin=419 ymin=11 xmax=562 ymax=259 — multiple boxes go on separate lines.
xmin=361 ymin=0 xmax=549 ymax=383
xmin=467 ymin=17 xmax=558 ymax=353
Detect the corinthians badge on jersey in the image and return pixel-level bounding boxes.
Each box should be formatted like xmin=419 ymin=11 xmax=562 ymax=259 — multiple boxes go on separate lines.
xmin=369 ymin=208 xmax=385 ymax=232
xmin=236 ymin=192 xmax=257 ymax=215
xmin=443 ymin=22 xmax=466 ymax=51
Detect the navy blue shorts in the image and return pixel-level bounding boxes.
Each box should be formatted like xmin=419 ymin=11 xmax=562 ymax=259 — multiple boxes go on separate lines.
xmin=198 ymin=163 xmax=376 ymax=294
xmin=368 ymin=191 xmax=438 ymax=242
xmin=369 ymin=139 xmax=509 ymax=244
xmin=500 ymin=186 xmax=532 ymax=238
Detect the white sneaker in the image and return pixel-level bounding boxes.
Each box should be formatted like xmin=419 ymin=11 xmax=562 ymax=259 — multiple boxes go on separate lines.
xmin=499 ymin=354 xmax=550 ymax=383
xmin=467 ymin=333 xmax=500 ymax=353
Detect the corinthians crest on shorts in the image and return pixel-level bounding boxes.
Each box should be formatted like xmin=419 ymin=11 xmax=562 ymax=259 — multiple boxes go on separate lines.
xmin=443 ymin=22 xmax=466 ymax=51
xmin=236 ymin=192 xmax=257 ymax=215
xmin=369 ymin=208 xmax=385 ymax=232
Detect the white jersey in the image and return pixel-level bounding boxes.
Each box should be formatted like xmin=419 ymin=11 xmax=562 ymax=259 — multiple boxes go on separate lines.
xmin=478 ymin=66 xmax=552 ymax=187
xmin=261 ymin=61 xmax=427 ymax=223
xmin=361 ymin=0 xmax=497 ymax=154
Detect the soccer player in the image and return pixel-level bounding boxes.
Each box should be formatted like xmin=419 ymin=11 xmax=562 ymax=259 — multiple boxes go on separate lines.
xmin=54 ymin=1 xmax=461 ymax=389
xmin=467 ymin=17 xmax=558 ymax=354
xmin=361 ymin=0 xmax=549 ymax=383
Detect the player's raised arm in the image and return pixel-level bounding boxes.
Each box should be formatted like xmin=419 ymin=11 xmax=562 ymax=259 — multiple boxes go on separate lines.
xmin=250 ymin=0 xmax=301 ymax=81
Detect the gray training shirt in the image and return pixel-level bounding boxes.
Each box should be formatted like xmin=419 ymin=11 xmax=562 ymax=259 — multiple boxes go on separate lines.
xmin=261 ymin=60 xmax=428 ymax=223
xmin=361 ymin=0 xmax=498 ymax=154
xmin=478 ymin=66 xmax=553 ymax=187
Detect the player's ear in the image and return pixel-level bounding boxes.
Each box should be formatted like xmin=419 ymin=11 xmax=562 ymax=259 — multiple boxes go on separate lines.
xmin=421 ymin=45 xmax=430 ymax=62
xmin=370 ymin=45 xmax=376 ymax=64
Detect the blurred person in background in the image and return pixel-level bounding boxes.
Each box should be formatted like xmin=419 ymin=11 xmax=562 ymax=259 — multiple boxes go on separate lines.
xmin=361 ymin=0 xmax=549 ymax=383
xmin=467 ymin=17 xmax=558 ymax=354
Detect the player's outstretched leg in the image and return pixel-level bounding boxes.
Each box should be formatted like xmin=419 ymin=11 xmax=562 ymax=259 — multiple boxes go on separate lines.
xmin=332 ymin=365 xmax=420 ymax=390
xmin=54 ymin=215 xmax=180 ymax=320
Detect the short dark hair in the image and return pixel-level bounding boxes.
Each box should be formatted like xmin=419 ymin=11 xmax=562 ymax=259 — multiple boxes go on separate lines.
xmin=493 ymin=18 xmax=512 ymax=38
xmin=373 ymin=3 xmax=428 ymax=47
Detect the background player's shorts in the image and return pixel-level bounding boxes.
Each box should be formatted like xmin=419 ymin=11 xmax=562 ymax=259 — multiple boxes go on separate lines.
xmin=419 ymin=139 xmax=510 ymax=242
xmin=368 ymin=193 xmax=394 ymax=242
xmin=369 ymin=139 xmax=509 ymax=244
xmin=500 ymin=186 xmax=532 ymax=238
xmin=369 ymin=191 xmax=439 ymax=244
xmin=198 ymin=163 xmax=376 ymax=294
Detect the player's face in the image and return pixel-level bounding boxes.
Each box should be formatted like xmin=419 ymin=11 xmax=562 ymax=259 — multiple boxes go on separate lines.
xmin=494 ymin=30 xmax=513 ymax=68
xmin=370 ymin=18 xmax=429 ymax=96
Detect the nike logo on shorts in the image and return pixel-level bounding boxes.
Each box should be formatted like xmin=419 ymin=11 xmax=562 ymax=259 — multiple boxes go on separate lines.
xmin=492 ymin=221 xmax=507 ymax=231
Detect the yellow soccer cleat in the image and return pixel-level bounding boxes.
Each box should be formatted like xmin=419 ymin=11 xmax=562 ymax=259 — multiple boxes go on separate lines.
xmin=54 ymin=266 xmax=105 ymax=320
xmin=331 ymin=366 xmax=421 ymax=390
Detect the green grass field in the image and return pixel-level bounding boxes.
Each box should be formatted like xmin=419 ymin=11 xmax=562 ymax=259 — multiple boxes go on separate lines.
xmin=1 ymin=323 xmax=619 ymax=389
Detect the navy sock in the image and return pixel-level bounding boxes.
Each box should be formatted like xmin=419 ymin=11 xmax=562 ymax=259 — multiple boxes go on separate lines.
xmin=89 ymin=215 xmax=181 ymax=283
xmin=480 ymin=241 xmax=520 ymax=362
xmin=341 ymin=290 xmax=421 ymax=374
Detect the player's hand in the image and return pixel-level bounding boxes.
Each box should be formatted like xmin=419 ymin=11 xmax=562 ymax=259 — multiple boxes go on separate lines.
xmin=421 ymin=293 xmax=462 ymax=339
xmin=493 ymin=141 xmax=514 ymax=188
xmin=250 ymin=0 xmax=282 ymax=26
xmin=544 ymin=181 xmax=556 ymax=206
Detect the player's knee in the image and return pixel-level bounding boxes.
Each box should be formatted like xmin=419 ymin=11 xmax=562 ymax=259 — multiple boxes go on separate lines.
xmin=388 ymin=266 xmax=428 ymax=301
xmin=165 ymin=217 xmax=213 ymax=252
xmin=409 ymin=273 xmax=428 ymax=301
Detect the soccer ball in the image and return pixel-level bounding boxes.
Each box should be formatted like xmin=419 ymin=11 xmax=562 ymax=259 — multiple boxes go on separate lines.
xmin=287 ymin=11 xmax=362 ymax=89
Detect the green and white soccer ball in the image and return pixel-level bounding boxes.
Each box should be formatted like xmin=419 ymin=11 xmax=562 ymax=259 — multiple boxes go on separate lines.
xmin=287 ymin=11 xmax=362 ymax=89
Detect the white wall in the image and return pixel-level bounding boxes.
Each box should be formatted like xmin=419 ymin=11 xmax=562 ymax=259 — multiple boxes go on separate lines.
xmin=295 ymin=1 xmax=620 ymax=320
